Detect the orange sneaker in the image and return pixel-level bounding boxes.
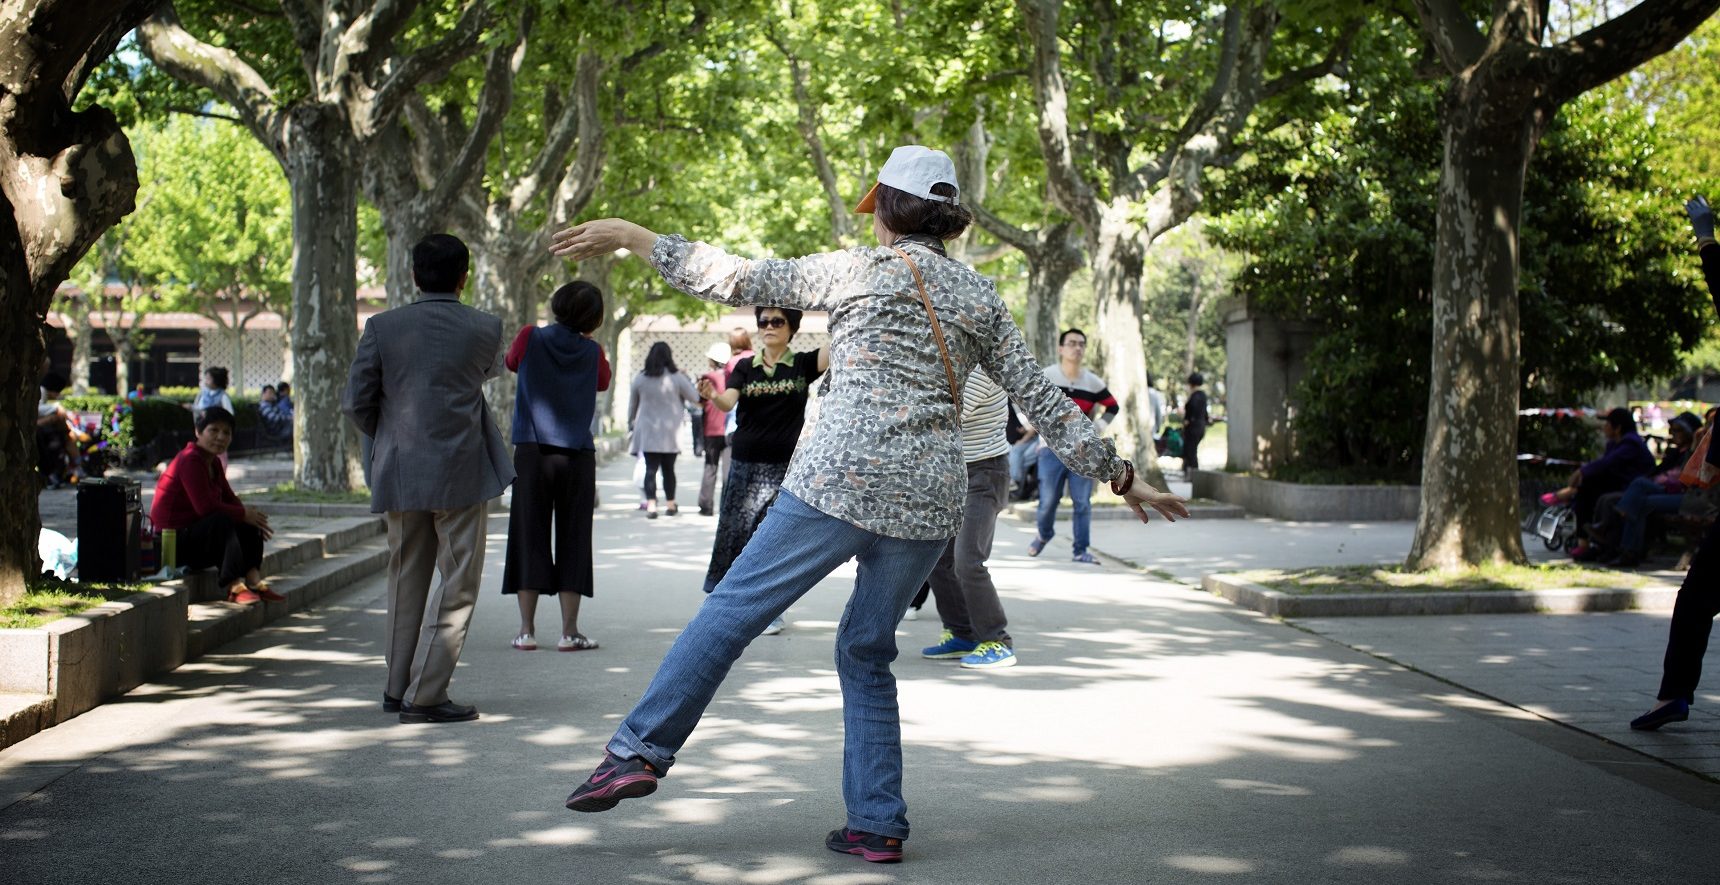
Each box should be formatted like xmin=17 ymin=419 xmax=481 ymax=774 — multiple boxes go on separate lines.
xmin=228 ymin=586 xmax=261 ymax=605
xmin=250 ymin=582 xmax=286 ymax=603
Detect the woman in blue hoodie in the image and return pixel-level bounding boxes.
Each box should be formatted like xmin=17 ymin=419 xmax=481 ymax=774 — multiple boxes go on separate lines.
xmin=501 ymin=282 xmax=611 ymax=652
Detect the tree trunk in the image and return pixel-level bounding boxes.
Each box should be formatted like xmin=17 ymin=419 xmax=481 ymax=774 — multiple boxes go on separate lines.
xmin=470 ymin=241 xmax=540 ymax=440
xmin=114 ymin=333 xmax=132 ymax=393
xmin=68 ymin=298 xmax=92 ymax=394
xmin=283 ymin=107 xmax=361 ymax=492
xmin=1024 ymin=222 xmax=1081 ymax=365
xmin=0 ymin=209 xmax=44 ymax=607
xmin=382 ymin=217 xmax=424 ymax=310
xmin=1406 ymin=102 xmax=1535 ymax=569
xmin=0 ymin=0 xmax=152 ymax=607
xmin=1090 ymin=210 xmax=1164 ymax=485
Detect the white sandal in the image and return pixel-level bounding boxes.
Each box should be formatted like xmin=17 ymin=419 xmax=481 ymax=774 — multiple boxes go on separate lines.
xmin=512 ymin=633 xmax=538 ymax=651
xmin=557 ymin=634 xmax=599 ymax=652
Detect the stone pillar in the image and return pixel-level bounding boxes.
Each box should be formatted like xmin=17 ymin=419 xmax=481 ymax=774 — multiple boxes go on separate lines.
xmin=1222 ymin=297 xmax=1318 ymax=473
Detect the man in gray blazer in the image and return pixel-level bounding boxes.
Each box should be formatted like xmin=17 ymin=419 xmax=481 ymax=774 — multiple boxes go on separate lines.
xmin=343 ymin=234 xmax=514 ymax=724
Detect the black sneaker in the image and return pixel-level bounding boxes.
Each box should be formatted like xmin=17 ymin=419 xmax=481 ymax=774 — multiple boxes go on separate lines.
xmin=565 ymin=752 xmax=659 ymax=812
xmin=825 ymin=827 xmax=903 ymax=863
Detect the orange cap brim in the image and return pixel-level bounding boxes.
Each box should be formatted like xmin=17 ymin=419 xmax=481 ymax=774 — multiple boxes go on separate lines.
xmin=854 ymin=182 xmax=880 ymax=214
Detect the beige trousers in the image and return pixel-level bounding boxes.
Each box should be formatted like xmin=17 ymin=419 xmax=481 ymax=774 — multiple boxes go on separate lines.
xmin=384 ymin=503 xmax=488 ymax=706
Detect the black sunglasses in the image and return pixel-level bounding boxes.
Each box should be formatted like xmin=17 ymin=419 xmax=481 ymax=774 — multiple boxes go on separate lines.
xmin=758 ymin=317 xmax=789 ymax=329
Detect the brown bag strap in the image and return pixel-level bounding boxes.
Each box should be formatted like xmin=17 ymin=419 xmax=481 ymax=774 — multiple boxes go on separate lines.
xmin=890 ymin=246 xmax=962 ymax=430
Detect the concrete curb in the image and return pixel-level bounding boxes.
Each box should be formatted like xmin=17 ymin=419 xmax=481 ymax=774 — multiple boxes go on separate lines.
xmin=1202 ymin=572 xmax=1683 ymax=618
xmin=0 ymin=515 xmax=390 ymax=750
xmin=1004 ymin=499 xmax=1245 ymax=522
xmin=187 ymin=539 xmax=389 ymax=659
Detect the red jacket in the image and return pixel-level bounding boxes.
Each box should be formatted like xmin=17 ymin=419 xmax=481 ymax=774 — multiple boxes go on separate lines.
xmin=150 ymin=441 xmax=245 ymax=530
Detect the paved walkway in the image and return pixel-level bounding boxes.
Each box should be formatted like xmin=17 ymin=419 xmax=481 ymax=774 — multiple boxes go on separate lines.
xmin=2 ymin=457 xmax=1716 ymax=883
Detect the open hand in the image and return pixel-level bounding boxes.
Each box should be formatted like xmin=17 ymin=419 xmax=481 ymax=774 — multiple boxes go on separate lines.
xmin=549 ymin=218 xmax=659 ymax=261
xmin=1121 ymin=476 xmax=1191 ymax=524
xmin=1687 ymin=196 xmax=1714 ymax=240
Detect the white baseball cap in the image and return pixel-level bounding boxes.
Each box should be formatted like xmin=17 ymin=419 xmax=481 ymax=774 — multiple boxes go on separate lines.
xmin=855 ymin=145 xmax=960 ymax=213
xmin=705 ymin=341 xmax=732 ymax=364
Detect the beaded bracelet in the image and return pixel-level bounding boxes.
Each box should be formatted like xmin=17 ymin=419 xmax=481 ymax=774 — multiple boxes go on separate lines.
xmin=1109 ymin=459 xmax=1135 ymax=496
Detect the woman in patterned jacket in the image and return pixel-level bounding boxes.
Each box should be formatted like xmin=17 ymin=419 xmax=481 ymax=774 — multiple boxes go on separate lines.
xmin=549 ymin=145 xmax=1189 ymax=863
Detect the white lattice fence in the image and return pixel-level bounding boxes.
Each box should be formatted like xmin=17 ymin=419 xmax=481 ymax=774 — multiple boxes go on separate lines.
xmin=198 ymin=327 xmax=287 ymax=393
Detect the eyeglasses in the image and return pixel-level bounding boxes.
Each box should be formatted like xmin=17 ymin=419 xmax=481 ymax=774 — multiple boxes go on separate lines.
xmin=1062 ymin=339 xmax=1087 ymax=349
xmin=758 ymin=317 xmax=789 ymax=329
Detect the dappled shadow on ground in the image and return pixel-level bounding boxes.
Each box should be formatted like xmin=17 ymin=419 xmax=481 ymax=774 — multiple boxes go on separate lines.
xmin=4 ymin=492 xmax=1719 ymax=883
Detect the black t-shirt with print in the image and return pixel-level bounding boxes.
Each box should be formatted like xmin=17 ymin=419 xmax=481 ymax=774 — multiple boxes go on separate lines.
xmin=729 ymin=348 xmax=824 ymax=463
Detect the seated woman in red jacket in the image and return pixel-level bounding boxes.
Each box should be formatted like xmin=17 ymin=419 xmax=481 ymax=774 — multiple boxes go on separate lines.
xmin=150 ymin=407 xmax=279 ymax=605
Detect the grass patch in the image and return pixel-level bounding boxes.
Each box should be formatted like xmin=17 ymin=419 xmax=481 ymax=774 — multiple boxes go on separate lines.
xmin=2 ymin=579 xmax=154 ymax=629
xmin=1235 ymin=562 xmax=1653 ymax=596
xmin=254 ymin=482 xmax=372 ymax=505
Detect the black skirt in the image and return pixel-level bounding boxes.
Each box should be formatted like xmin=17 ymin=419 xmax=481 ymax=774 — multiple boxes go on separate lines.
xmin=502 ymin=443 xmax=596 ymax=596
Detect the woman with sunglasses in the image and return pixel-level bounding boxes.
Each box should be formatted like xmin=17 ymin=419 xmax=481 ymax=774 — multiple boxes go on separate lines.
xmin=695 ymin=306 xmax=830 ymax=637
xmin=549 ymin=145 xmax=1188 ymax=863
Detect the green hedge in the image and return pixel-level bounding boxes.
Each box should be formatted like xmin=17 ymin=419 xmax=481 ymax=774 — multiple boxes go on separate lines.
xmin=59 ymin=392 xmax=265 ymax=467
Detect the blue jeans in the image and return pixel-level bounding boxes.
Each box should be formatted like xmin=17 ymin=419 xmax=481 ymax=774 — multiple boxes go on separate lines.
xmin=1617 ymin=477 xmax=1683 ymax=554
xmin=1007 ymin=437 xmax=1039 ymax=484
xmin=1036 ymin=448 xmax=1092 ymax=555
xmin=607 ymin=491 xmax=947 ymax=840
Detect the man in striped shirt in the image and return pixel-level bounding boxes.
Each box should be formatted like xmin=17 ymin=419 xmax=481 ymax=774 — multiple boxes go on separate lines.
xmin=1030 ymin=328 xmax=1119 ymax=564
xmin=919 ymin=369 xmax=1018 ymax=668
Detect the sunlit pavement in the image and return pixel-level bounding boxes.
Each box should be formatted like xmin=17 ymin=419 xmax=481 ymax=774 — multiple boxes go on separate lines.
xmin=3 ymin=456 xmax=1717 ymax=883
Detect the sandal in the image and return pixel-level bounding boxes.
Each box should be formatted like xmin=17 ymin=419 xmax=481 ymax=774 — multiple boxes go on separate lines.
xmin=557 ymin=634 xmax=599 ymax=652
xmin=512 ymin=633 xmax=538 ymax=651
xmin=249 ymin=581 xmax=286 ymax=603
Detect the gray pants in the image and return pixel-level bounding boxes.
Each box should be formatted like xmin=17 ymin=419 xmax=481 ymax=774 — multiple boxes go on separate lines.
xmin=385 ymin=503 xmax=488 ymax=706
xmin=927 ymin=454 xmax=1012 ymax=645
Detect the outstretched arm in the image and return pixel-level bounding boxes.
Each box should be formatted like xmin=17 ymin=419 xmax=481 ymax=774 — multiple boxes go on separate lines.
xmin=550 ymin=218 xmax=658 ymax=260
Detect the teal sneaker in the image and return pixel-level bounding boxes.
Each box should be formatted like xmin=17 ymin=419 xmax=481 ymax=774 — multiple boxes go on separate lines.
xmin=959 ymin=641 xmax=1017 ymax=670
xmin=921 ymin=630 xmax=979 ymax=660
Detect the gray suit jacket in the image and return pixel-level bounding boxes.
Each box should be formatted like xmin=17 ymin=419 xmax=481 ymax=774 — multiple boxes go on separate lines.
xmin=343 ymin=292 xmax=515 ymax=513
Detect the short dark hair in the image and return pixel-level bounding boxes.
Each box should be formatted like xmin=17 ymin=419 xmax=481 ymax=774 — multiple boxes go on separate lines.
xmin=1188 ymin=372 xmax=1205 ymax=387
xmin=874 ymin=182 xmax=972 ymax=241
xmin=412 ymin=233 xmax=470 ymax=294
xmin=195 ymin=406 xmax=235 ymax=433
xmin=550 ymin=281 xmax=603 ymax=333
xmin=261 ymin=384 xmax=276 ymax=394
xmin=756 ymin=305 xmax=803 ymax=338
xmin=205 ymin=366 xmax=229 ymax=389
xmin=40 ymin=372 xmax=68 ymax=395
xmin=643 ymin=341 xmax=677 ymax=377
xmin=1059 ymin=328 xmax=1086 ymax=346
xmin=277 ymin=381 xmax=290 ymax=395
xmin=1604 ymin=407 xmax=1634 ymax=433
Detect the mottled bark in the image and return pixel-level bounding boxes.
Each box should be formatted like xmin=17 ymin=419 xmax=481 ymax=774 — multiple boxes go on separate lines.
xmin=1406 ymin=0 xmax=1720 ymax=568
xmin=0 ymin=0 xmax=154 ymax=606
xmin=283 ymin=108 xmax=362 ymax=491
xmin=1409 ymin=118 xmax=1532 ymax=568
xmin=59 ymin=295 xmax=93 ymax=393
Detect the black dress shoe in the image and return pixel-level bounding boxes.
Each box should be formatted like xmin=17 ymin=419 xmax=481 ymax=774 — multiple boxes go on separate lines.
xmin=382 ymin=693 xmax=401 ymax=713
xmin=1630 ymin=699 xmax=1689 ymax=731
xmin=399 ymin=700 xmax=479 ymax=723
